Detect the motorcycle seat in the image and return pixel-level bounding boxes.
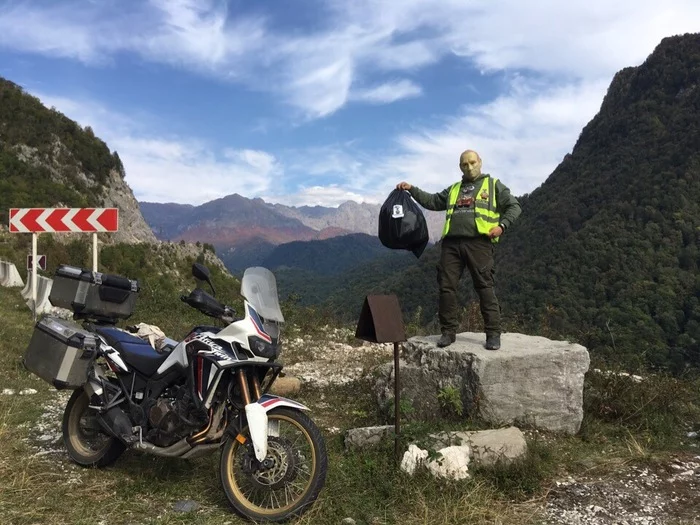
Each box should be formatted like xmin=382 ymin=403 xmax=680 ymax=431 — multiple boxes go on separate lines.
xmin=96 ymin=327 xmax=169 ymax=377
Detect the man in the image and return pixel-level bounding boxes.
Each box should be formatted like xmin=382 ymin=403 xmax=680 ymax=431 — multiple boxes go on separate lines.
xmin=396 ymin=149 xmax=521 ymax=350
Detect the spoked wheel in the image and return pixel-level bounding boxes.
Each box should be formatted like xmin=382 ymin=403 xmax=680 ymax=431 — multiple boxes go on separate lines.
xmin=62 ymin=388 xmax=125 ymax=468
xmin=220 ymin=407 xmax=328 ymax=522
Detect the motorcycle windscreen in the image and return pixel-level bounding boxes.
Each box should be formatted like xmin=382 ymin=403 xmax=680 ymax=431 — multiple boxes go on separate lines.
xmin=241 ymin=267 xmax=285 ymax=323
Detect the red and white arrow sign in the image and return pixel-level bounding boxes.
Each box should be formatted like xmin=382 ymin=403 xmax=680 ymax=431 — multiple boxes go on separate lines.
xmin=9 ymin=208 xmax=119 ymax=233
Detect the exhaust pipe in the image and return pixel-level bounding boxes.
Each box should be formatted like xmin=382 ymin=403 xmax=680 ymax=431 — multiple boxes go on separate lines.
xmin=133 ymin=437 xmax=192 ymax=457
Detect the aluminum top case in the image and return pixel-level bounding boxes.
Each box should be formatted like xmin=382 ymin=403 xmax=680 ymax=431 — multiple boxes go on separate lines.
xmin=49 ymin=265 xmax=140 ymax=321
xmin=23 ymin=316 xmax=98 ymax=389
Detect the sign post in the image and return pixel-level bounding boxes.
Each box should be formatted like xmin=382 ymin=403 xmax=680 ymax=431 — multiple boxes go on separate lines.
xmin=93 ymin=233 xmax=98 ymax=272
xmin=355 ymin=294 xmax=406 ymax=463
xmin=9 ymin=208 xmax=119 ymax=318
xmin=31 ymin=233 xmax=37 ymax=319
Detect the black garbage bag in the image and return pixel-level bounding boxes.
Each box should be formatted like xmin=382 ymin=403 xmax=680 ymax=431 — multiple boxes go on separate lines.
xmin=378 ymin=189 xmax=429 ymax=258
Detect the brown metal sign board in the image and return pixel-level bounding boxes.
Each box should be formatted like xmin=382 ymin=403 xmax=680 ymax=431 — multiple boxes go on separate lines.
xmin=355 ymin=294 xmax=406 ymax=343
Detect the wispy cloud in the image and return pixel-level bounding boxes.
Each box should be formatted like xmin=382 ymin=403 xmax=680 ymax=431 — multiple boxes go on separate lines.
xmin=352 ymin=79 xmax=422 ymax=104
xmin=2 ymin=0 xmax=699 ymax=119
xmin=379 ymin=77 xmax=610 ymax=197
xmin=36 ymin=94 xmax=279 ymax=205
xmin=265 ymin=186 xmax=369 ymax=208
xmin=6 ymin=1 xmax=700 ymax=205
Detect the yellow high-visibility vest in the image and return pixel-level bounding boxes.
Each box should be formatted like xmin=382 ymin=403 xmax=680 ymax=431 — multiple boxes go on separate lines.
xmin=442 ymin=176 xmax=500 ymax=242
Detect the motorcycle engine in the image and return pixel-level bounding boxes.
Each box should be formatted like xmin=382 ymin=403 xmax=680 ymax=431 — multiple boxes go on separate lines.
xmin=146 ymin=386 xmax=208 ymax=447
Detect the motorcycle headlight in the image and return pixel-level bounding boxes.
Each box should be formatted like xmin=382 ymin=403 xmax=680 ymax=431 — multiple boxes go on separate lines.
xmin=248 ymin=337 xmax=280 ymax=359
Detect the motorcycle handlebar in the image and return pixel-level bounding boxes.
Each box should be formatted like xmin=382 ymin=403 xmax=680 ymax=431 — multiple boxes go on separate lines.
xmin=181 ymin=289 xmax=236 ymax=321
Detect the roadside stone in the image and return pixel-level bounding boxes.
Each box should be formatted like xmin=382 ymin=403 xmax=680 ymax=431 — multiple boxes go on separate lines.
xmin=173 ymin=500 xmax=200 ymax=513
xmin=401 ymin=444 xmax=429 ymax=475
xmin=270 ymin=376 xmax=302 ymax=397
xmin=341 ymin=518 xmax=357 ymax=525
xmin=429 ymin=426 xmax=528 ymax=467
xmin=426 ymin=445 xmax=471 ymax=480
xmin=401 ymin=444 xmax=471 ymax=480
xmin=344 ymin=425 xmax=393 ymax=450
xmin=374 ymin=332 xmax=589 ymax=434
xmin=19 ymin=388 xmax=38 ymax=395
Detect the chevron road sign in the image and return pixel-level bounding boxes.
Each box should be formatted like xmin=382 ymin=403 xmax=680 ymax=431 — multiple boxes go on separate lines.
xmin=27 ymin=254 xmax=47 ymax=271
xmin=8 ymin=208 xmax=119 ymax=318
xmin=9 ymin=208 xmax=119 ymax=233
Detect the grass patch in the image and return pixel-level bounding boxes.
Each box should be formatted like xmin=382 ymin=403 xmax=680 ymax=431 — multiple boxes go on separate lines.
xmin=581 ymin=362 xmax=700 ymax=449
xmin=2 ymin=259 xmax=700 ymax=524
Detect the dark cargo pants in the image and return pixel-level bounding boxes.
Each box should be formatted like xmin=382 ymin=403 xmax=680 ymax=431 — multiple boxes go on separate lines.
xmin=437 ymin=236 xmax=500 ymax=336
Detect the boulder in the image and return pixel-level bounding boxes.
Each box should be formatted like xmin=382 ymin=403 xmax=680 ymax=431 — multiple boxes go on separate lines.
xmin=400 ymin=444 xmax=471 ymax=480
xmin=429 ymin=426 xmax=527 ymax=466
xmin=400 ymin=444 xmax=429 ymax=475
xmin=345 ymin=425 xmax=393 ymax=450
xmin=374 ymin=332 xmax=589 ymax=434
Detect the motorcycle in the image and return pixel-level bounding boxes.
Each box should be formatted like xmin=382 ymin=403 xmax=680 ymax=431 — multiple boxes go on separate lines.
xmin=23 ymin=263 xmax=327 ymax=523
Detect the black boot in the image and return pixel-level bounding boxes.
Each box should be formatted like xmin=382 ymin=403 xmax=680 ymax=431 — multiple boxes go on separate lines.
xmin=485 ymin=334 xmax=501 ymax=350
xmin=437 ymin=333 xmax=456 ymax=348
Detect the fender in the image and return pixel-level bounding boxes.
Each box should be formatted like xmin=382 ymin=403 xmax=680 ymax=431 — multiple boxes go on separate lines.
xmin=245 ymin=395 xmax=309 ymax=461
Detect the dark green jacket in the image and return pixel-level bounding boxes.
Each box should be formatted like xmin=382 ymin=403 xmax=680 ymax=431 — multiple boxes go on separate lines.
xmin=409 ymin=174 xmax=522 ymax=238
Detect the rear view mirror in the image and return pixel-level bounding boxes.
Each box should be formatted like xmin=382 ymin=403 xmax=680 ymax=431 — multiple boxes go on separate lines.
xmin=192 ymin=263 xmax=216 ymax=296
xmin=193 ymin=263 xmax=210 ymax=281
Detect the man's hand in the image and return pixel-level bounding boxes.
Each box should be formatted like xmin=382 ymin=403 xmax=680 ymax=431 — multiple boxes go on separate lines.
xmin=396 ymin=182 xmax=412 ymax=190
xmin=488 ymin=226 xmax=503 ymax=239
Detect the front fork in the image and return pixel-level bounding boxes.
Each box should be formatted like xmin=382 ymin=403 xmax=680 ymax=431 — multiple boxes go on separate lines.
xmin=236 ymin=369 xmax=269 ymax=461
xmin=233 ymin=369 xmax=309 ymax=462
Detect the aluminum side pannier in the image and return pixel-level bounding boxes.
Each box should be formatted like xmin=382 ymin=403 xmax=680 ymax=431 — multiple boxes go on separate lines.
xmin=23 ymin=317 xmax=98 ymax=389
xmin=49 ymin=265 xmax=139 ymax=321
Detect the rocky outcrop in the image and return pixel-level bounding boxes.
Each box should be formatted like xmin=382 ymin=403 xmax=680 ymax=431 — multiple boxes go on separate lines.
xmin=11 ymin=141 xmax=155 ymax=245
xmin=100 ymin=169 xmax=157 ymax=244
xmin=374 ymin=332 xmax=590 ymax=434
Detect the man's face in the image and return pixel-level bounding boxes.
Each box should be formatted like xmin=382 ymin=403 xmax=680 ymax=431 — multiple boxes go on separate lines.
xmin=460 ymin=150 xmax=482 ymax=180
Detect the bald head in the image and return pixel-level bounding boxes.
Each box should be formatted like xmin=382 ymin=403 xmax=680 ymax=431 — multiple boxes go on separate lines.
xmin=459 ymin=150 xmax=482 ymax=180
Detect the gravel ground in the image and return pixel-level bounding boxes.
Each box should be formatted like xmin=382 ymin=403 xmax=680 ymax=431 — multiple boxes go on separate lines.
xmin=544 ymin=455 xmax=700 ymax=524
xmin=283 ymin=327 xmax=394 ymax=387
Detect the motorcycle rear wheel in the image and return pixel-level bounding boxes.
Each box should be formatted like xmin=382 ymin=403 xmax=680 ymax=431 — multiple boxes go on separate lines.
xmin=220 ymin=407 xmax=327 ymax=522
xmin=62 ymin=388 xmax=125 ymax=468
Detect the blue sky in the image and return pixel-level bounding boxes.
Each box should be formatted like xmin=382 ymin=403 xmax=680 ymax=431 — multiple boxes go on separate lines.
xmin=1 ymin=0 xmax=699 ymax=207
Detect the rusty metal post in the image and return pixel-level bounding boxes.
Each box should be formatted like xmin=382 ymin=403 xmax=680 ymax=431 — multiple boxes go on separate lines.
xmin=355 ymin=294 xmax=406 ymax=466
xmin=394 ymin=341 xmax=400 ymax=462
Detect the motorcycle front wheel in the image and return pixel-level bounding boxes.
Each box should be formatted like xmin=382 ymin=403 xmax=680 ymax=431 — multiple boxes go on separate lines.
xmin=62 ymin=387 xmax=125 ymax=468
xmin=220 ymin=407 xmax=328 ymax=522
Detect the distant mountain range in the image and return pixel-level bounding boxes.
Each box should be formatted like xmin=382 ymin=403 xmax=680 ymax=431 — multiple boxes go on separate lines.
xmin=140 ymin=194 xmax=445 ymax=271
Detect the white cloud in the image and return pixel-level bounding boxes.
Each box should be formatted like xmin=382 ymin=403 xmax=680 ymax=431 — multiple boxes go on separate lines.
xmin=3 ymin=0 xmax=699 ymax=120
xmin=35 ymin=94 xmax=279 ymax=205
xmin=6 ymin=1 xmax=700 ymax=204
xmin=352 ymin=79 xmax=422 ymax=104
xmin=116 ymin=139 xmax=277 ymax=204
xmin=0 ymin=0 xmax=265 ymax=72
xmin=264 ymin=186 xmax=369 ymax=208
xmin=370 ymin=77 xmax=609 ymax=197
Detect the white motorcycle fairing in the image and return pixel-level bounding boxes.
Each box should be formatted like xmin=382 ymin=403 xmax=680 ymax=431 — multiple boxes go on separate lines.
xmin=245 ymin=394 xmax=309 ymax=461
